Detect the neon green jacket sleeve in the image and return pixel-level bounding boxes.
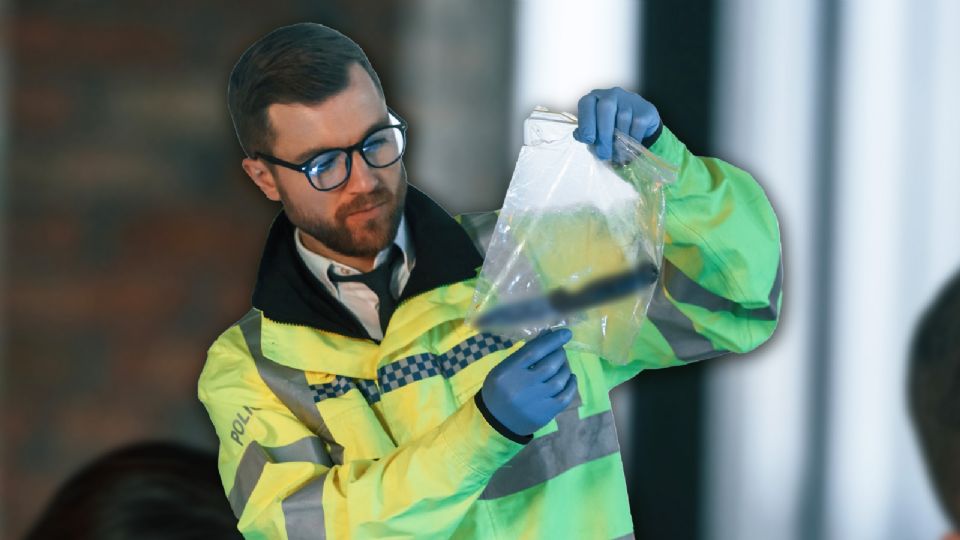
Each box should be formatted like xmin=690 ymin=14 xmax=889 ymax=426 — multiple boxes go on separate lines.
xmin=602 ymin=125 xmax=782 ymax=388
xmin=198 ymin=325 xmax=526 ymax=540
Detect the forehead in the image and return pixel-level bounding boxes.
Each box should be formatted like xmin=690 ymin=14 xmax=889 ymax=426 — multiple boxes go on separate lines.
xmin=266 ymin=63 xmax=386 ymax=157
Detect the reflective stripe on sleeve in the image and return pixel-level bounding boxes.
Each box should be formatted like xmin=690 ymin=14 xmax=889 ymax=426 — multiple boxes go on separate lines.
xmin=239 ymin=310 xmax=346 ymax=465
xmin=265 ymin=436 xmax=333 ymax=467
xmin=282 ymin=475 xmax=328 ymax=540
xmin=660 ymin=258 xmax=782 ymax=321
xmin=646 ymin=283 xmax=724 ymax=363
xmin=228 ymin=441 xmax=270 ymax=517
xmin=647 ymin=257 xmax=783 ymax=362
xmin=227 ymin=436 xmax=333 ymax=518
xmin=480 ymin=390 xmax=621 ymax=500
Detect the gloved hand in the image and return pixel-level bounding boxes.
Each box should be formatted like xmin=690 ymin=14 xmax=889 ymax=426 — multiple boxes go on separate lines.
xmin=480 ymin=328 xmax=579 ymax=437
xmin=573 ymin=87 xmax=661 ymax=160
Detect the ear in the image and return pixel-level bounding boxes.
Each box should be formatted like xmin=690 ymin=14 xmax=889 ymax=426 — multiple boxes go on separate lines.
xmin=242 ymin=157 xmax=281 ymax=202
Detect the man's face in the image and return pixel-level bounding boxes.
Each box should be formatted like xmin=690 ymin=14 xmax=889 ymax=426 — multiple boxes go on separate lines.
xmin=252 ymin=63 xmax=407 ymax=259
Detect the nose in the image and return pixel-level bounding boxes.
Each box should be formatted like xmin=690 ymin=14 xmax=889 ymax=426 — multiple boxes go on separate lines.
xmin=345 ymin=149 xmax=380 ymax=193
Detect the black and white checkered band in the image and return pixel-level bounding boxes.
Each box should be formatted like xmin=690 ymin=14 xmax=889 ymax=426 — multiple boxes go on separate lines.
xmin=310 ymin=375 xmax=383 ymax=405
xmin=378 ymin=353 xmax=440 ymax=393
xmin=308 ymin=333 xmax=514 ymax=405
xmin=437 ymin=333 xmax=513 ymax=378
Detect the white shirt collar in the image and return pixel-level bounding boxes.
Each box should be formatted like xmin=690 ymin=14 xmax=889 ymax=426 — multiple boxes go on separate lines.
xmin=294 ymin=215 xmax=415 ymax=298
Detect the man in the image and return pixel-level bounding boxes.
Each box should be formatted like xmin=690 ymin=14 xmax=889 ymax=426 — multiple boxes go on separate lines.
xmin=198 ymin=22 xmax=782 ymax=539
xmin=909 ymin=271 xmax=960 ymax=540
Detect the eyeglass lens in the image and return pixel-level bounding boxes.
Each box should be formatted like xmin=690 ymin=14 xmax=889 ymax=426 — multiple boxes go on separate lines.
xmin=306 ymin=126 xmax=405 ymax=190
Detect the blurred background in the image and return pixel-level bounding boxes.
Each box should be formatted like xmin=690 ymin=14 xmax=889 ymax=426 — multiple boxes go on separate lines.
xmin=2 ymin=0 xmax=959 ymax=538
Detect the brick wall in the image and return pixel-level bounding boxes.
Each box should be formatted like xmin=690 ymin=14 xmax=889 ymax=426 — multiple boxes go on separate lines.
xmin=3 ymin=3 xmax=401 ymax=537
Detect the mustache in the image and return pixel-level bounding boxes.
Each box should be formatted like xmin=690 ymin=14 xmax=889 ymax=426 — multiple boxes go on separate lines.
xmin=336 ymin=187 xmax=393 ymax=219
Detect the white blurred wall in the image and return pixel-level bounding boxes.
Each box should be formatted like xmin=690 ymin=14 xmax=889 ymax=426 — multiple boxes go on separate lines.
xmin=707 ymin=0 xmax=817 ymax=537
xmin=511 ymin=0 xmax=639 ymax=154
xmin=708 ymin=1 xmax=960 ymax=539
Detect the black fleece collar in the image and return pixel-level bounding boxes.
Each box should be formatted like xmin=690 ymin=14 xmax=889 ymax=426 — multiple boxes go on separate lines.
xmin=251 ymin=185 xmax=484 ymax=341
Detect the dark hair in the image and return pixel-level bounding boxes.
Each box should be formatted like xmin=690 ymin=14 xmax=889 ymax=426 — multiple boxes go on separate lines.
xmin=24 ymin=442 xmax=242 ymax=540
xmin=909 ymin=270 xmax=960 ymax=529
xmin=227 ymin=22 xmax=384 ymax=157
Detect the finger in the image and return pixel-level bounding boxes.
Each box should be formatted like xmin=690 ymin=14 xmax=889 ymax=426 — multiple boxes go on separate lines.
xmin=613 ymin=107 xmax=634 ymax=163
xmin=541 ymin=360 xmax=572 ymax=395
xmin=509 ymin=328 xmax=573 ymax=369
xmin=574 ymin=93 xmax=598 ymax=144
xmin=630 ymin=110 xmax=659 ymax=142
xmin=529 ymin=348 xmax=568 ymax=381
xmin=615 ymin=106 xmax=633 ymax=136
xmin=553 ymin=373 xmax=578 ymax=405
xmin=596 ymin=95 xmax=618 ymax=160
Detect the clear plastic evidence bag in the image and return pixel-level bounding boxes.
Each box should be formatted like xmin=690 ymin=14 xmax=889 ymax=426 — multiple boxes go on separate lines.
xmin=466 ymin=107 xmax=677 ymax=364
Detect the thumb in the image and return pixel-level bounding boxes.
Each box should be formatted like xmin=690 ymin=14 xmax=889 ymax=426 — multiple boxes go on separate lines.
xmin=506 ymin=329 xmax=573 ymax=369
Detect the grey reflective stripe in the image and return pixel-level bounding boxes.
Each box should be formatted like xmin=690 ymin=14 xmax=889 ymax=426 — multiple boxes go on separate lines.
xmin=480 ymin=390 xmax=620 ymax=500
xmin=611 ymin=534 xmax=636 ymax=540
xmin=239 ymin=310 xmax=346 ymax=465
xmin=648 ymin=258 xmax=782 ymax=363
xmin=227 ymin=437 xmax=334 ymax=518
xmin=228 ymin=441 xmax=271 ymax=517
xmin=458 ymin=211 xmax=499 ymax=257
xmin=266 ymin=436 xmax=333 ymax=467
xmin=661 ymin=258 xmax=782 ymax=321
xmin=647 ymin=282 xmax=724 ymax=363
xmin=282 ymin=474 xmax=328 ymax=540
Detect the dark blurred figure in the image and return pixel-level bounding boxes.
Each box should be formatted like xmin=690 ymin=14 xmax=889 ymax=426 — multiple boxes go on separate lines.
xmin=24 ymin=442 xmax=241 ymax=540
xmin=909 ymin=271 xmax=960 ymax=540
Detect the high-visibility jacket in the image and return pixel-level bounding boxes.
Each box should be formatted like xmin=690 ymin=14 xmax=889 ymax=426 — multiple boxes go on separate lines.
xmin=199 ymin=125 xmax=782 ymax=539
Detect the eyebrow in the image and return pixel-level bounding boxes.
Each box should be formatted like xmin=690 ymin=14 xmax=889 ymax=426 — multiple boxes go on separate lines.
xmin=290 ymin=113 xmax=391 ymax=164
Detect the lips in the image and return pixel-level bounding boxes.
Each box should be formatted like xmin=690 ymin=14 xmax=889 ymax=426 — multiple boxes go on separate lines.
xmin=348 ymin=201 xmax=386 ymax=217
xmin=339 ymin=189 xmax=392 ymax=221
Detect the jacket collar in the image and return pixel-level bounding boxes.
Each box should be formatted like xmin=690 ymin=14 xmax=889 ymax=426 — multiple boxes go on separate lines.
xmin=251 ymin=185 xmax=484 ymax=341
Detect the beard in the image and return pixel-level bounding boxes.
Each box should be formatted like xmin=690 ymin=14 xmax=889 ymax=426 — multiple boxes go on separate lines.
xmin=283 ymin=166 xmax=408 ymax=259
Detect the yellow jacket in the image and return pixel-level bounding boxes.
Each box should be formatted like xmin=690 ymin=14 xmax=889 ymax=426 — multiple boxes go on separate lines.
xmin=199 ymin=126 xmax=782 ymax=539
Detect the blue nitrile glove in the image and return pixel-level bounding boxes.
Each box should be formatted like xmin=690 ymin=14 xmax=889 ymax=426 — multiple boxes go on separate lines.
xmin=573 ymin=87 xmax=662 ymax=160
xmin=479 ymin=328 xmax=579 ymax=437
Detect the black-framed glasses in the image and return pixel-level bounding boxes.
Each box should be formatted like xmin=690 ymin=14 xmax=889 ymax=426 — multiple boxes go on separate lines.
xmin=255 ymin=108 xmax=408 ymax=192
